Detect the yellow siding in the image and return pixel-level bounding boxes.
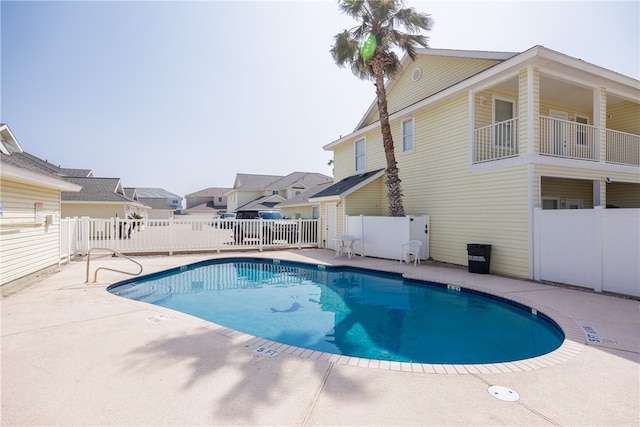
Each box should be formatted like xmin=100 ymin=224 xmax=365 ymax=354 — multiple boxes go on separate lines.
xmin=62 ymin=203 xmax=127 ymax=219
xmin=333 ymin=143 xmax=353 ymax=181
xmin=607 ymin=101 xmax=640 ymax=135
xmin=362 ymin=56 xmax=502 ymax=127
xmin=606 ymin=182 xmax=640 ymax=208
xmin=534 ymin=165 xmax=640 ymax=208
xmin=345 ymin=178 xmax=385 ymax=216
xmin=539 ymin=101 xmax=592 ymax=122
xmin=540 ymin=177 xmax=594 ymax=208
xmin=0 ymin=179 xmax=61 ymax=286
xmin=341 ymin=94 xmax=531 ymax=277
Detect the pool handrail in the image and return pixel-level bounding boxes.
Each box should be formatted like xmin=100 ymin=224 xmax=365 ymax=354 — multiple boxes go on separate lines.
xmin=85 ymin=247 xmax=143 ymax=283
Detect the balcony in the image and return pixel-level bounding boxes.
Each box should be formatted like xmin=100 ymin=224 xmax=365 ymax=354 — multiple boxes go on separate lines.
xmin=473 ymin=116 xmax=640 ymax=166
xmin=539 ymin=116 xmax=598 ymax=161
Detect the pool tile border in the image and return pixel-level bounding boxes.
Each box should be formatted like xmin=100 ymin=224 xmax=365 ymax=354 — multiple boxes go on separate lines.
xmin=101 ymin=261 xmax=586 ymax=375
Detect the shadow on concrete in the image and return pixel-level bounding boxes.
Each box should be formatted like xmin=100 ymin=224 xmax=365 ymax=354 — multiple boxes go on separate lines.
xmin=124 ymin=327 xmax=366 ymax=425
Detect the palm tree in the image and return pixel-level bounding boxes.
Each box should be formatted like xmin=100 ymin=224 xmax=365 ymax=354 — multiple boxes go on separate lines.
xmin=331 ymin=0 xmax=433 ymax=216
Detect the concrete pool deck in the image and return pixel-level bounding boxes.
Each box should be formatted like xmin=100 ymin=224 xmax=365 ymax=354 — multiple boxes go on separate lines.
xmin=1 ymin=249 xmax=638 ymax=426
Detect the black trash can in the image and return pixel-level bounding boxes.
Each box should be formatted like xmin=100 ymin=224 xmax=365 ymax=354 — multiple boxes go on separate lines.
xmin=467 ymin=244 xmax=492 ymax=274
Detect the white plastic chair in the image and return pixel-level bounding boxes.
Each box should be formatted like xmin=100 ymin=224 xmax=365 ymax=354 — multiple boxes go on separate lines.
xmin=400 ymin=240 xmax=423 ymax=266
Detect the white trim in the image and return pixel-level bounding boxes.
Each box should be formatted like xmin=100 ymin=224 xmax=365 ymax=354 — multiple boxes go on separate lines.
xmin=401 ymin=117 xmax=415 ymax=153
xmin=527 ymin=65 xmax=535 ymax=154
xmin=1 ymin=163 xmax=82 ymax=192
xmin=541 ymin=197 xmax=560 ymax=209
xmin=492 ymin=95 xmax=517 ymax=149
xmin=308 ymin=169 xmax=386 ymax=203
xmin=527 ymin=163 xmax=534 ymax=279
xmin=412 ymin=48 xmax=518 ymax=61
xmin=469 ymin=152 xmax=640 ymax=176
xmin=468 ymin=90 xmax=475 ymax=168
xmin=354 ymin=137 xmax=366 ymax=173
xmin=324 ymin=45 xmax=639 ymax=151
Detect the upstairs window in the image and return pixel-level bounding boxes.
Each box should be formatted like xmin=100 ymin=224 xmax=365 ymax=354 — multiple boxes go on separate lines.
xmin=355 ymin=138 xmax=366 ymax=172
xmin=402 ymin=118 xmax=414 ymax=152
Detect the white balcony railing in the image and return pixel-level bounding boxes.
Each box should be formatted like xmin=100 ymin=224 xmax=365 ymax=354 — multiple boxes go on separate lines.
xmin=539 ymin=116 xmax=598 ymax=161
xmin=472 ymin=118 xmax=519 ymax=163
xmin=606 ymin=129 xmax=640 ymax=166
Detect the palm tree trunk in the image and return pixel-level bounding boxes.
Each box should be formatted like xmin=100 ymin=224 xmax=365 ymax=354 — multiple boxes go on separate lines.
xmin=373 ymin=61 xmax=405 ymax=217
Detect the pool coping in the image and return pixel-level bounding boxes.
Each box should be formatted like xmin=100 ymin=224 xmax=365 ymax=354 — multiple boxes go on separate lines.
xmin=101 ymin=255 xmax=586 ymax=374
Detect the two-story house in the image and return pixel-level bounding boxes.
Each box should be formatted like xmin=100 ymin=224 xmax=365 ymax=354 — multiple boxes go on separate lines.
xmin=185 ymin=187 xmax=231 ymax=216
xmin=313 ymin=46 xmax=639 ymax=279
xmin=226 ymin=172 xmax=333 ymax=217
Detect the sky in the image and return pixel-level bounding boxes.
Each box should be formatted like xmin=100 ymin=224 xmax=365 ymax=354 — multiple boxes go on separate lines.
xmin=2 ymin=1 xmax=639 ymax=202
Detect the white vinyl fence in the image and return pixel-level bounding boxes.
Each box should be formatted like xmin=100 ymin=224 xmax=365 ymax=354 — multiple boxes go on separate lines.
xmin=534 ymin=207 xmax=640 ymax=297
xmin=345 ymin=215 xmax=429 ymax=260
xmin=61 ymin=217 xmax=319 ymax=259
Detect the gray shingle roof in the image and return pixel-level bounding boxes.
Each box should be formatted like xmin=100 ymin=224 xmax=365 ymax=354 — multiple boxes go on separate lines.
xmin=277 ymin=182 xmax=334 ymax=207
xmin=233 ymin=172 xmax=332 ymax=192
xmin=311 ymin=169 xmax=384 ymax=199
xmin=133 ymin=188 xmax=182 ymax=199
xmin=0 ymin=151 xmax=64 ymax=180
xmin=186 ymin=187 xmax=232 ymax=197
xmin=62 ymin=177 xmax=134 ymax=203
xmin=238 ymin=195 xmax=286 ymax=211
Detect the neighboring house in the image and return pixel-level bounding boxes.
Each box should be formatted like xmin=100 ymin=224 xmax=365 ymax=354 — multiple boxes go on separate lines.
xmin=312 ymin=46 xmax=639 ymax=279
xmin=185 ymin=187 xmax=231 ymax=217
xmin=0 ymin=124 xmax=82 ymax=290
xmin=277 ymin=181 xmax=333 ymax=219
xmin=226 ymin=172 xmax=333 ymax=217
xmin=127 ymin=187 xmax=182 ymax=219
xmin=62 ymin=177 xmax=147 ymax=219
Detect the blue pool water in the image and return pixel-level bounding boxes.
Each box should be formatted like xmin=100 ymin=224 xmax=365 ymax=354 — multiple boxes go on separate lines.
xmin=108 ymin=258 xmax=564 ymax=364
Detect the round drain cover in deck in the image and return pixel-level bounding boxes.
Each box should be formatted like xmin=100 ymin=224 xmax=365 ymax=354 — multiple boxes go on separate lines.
xmin=488 ymin=385 xmax=520 ymax=401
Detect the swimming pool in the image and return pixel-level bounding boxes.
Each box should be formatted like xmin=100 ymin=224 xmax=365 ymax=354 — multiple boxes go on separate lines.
xmin=108 ymin=258 xmax=564 ymax=364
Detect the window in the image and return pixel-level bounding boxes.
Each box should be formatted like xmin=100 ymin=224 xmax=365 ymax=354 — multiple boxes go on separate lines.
xmin=402 ymin=118 xmax=414 ymax=152
xmin=493 ymin=97 xmax=516 ymax=149
xmin=542 ymin=198 xmax=559 ymax=210
xmin=567 ymin=199 xmax=583 ymax=209
xmin=355 ymin=138 xmax=365 ymax=172
xmin=217 ymin=197 xmax=222 ymax=202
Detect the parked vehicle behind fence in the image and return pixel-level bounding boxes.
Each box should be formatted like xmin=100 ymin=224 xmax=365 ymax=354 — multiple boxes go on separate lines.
xmin=233 ymin=210 xmax=297 ymax=244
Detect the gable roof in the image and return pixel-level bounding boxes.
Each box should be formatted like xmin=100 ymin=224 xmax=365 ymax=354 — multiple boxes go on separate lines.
xmin=231 ymin=172 xmax=332 ymax=192
xmin=325 ymin=45 xmax=640 ymax=150
xmin=133 ymin=188 xmax=182 ymax=199
xmin=186 ymin=201 xmax=224 ymax=212
xmin=354 ymin=48 xmax=518 ymax=131
xmin=0 ymin=124 xmax=22 ymax=154
xmin=268 ymin=172 xmax=333 ymax=190
xmin=309 ymin=169 xmax=384 ymax=201
xmin=233 ymin=173 xmax=284 ymax=191
xmin=1 ymin=151 xmax=83 ymax=192
xmin=186 ymin=187 xmax=232 ymax=197
xmin=60 ymin=168 xmax=93 ymax=178
xmin=237 ymin=194 xmax=286 ymax=210
xmin=62 ymin=177 xmax=135 ymax=203
xmin=277 ymin=181 xmax=334 ymax=208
